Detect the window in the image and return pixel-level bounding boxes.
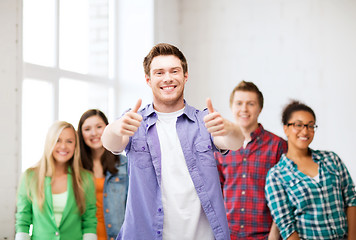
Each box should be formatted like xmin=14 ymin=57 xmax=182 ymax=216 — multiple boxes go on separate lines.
xmin=22 ymin=0 xmax=153 ymax=171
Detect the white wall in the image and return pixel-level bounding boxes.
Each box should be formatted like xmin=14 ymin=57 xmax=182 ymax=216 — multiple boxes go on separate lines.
xmin=155 ymin=0 xmax=356 ymax=180
xmin=0 ymin=0 xmax=21 ymax=238
xmin=2 ymin=0 xmax=356 ymax=237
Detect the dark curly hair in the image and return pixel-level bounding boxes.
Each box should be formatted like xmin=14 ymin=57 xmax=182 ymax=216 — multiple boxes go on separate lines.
xmin=282 ymin=100 xmax=316 ymax=125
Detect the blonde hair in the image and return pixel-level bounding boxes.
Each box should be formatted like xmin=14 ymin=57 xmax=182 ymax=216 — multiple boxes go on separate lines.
xmin=229 ymin=80 xmax=264 ymax=109
xmin=27 ymin=121 xmax=87 ymax=214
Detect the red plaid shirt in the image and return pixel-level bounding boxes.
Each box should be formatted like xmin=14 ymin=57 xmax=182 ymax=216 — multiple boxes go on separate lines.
xmin=215 ymin=124 xmax=287 ymax=240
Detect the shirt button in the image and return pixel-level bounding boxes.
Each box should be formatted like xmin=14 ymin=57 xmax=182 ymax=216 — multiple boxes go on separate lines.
xmin=142 ymin=146 xmax=145 ymax=151
xmin=241 ymin=208 xmax=245 ymax=212
xmin=55 ymin=232 xmax=59 ymax=236
xmin=242 ymin=174 xmax=246 ymax=178
xmin=208 ymin=145 xmax=212 ymax=150
xmin=115 ymin=177 xmax=120 ymax=182
xmin=241 ymin=225 xmax=244 ymax=229
xmin=108 ymin=224 xmax=112 ymax=228
xmin=158 ymin=208 xmax=162 ymax=212
xmin=106 ymin=209 xmax=109 ymax=213
xmin=110 ymin=238 xmax=115 ymax=240
xmin=242 ymin=191 xmax=245 ymax=195
xmin=243 ymin=158 xmax=247 ymax=161
xmin=157 ymin=231 xmax=161 ymax=234
xmin=104 ymin=193 xmax=108 ymax=197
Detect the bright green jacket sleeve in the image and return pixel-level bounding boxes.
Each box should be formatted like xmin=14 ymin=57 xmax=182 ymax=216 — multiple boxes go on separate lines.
xmin=81 ymin=170 xmax=97 ymax=234
xmin=15 ymin=170 xmax=33 ymax=234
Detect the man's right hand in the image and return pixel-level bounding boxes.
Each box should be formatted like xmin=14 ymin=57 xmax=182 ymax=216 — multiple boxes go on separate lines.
xmin=116 ymin=99 xmax=143 ymax=137
xmin=101 ymin=99 xmax=142 ymax=152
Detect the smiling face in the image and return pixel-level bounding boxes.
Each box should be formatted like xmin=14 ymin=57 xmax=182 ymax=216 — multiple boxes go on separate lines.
xmin=146 ymin=55 xmax=188 ymax=112
xmin=231 ymin=90 xmax=262 ymax=133
xmin=81 ymin=115 xmax=106 ymax=151
xmin=52 ymin=127 xmax=76 ymax=165
xmin=284 ymin=110 xmax=315 ymax=151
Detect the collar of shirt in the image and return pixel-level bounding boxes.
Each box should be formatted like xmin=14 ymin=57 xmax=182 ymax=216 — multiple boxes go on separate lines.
xmin=278 ymin=150 xmax=332 ymax=183
xmin=104 ymin=154 xmax=127 ymax=178
xmin=140 ymin=100 xmax=197 ymax=127
xmin=244 ymin=123 xmax=264 ymax=147
xmin=279 ymin=149 xmax=322 ymax=170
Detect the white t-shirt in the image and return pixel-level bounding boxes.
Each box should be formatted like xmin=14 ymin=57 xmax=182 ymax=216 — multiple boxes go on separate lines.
xmin=313 ymin=169 xmax=320 ymax=182
xmin=156 ymin=109 xmax=214 ymax=240
xmin=242 ymin=139 xmax=249 ymax=149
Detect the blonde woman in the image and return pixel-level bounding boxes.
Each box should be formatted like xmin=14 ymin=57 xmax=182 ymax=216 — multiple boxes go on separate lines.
xmin=15 ymin=121 xmax=97 ymax=240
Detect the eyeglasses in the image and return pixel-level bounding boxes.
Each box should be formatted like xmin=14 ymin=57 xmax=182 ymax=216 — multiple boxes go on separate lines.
xmin=287 ymin=122 xmax=318 ymax=132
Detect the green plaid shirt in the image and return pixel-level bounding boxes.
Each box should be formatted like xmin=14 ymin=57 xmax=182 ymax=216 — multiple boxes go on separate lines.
xmin=265 ymin=150 xmax=356 ymax=240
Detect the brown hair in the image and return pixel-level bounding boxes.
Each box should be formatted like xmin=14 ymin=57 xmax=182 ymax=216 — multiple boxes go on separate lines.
xmin=282 ymin=100 xmax=316 ymax=125
xmin=78 ymin=109 xmax=119 ymax=175
xmin=143 ymin=43 xmax=188 ymax=76
xmin=229 ymin=80 xmax=264 ymax=109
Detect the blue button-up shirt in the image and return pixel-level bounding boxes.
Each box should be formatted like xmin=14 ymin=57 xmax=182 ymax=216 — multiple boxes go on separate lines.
xmin=116 ymin=102 xmax=230 ymax=240
xmin=103 ymin=155 xmax=128 ymax=239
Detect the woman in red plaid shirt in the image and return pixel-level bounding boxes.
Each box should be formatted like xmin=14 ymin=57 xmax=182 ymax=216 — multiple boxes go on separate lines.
xmin=215 ymin=81 xmax=287 ymax=240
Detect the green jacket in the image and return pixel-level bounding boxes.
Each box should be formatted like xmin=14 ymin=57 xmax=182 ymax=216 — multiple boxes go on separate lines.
xmin=16 ymin=168 xmax=97 ymax=240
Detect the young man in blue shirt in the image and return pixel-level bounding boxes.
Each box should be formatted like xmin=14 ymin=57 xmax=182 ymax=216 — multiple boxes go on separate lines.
xmin=102 ymin=43 xmax=244 ymax=240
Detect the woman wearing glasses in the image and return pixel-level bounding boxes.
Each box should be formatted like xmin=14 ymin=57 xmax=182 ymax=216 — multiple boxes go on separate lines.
xmin=265 ymin=100 xmax=356 ymax=240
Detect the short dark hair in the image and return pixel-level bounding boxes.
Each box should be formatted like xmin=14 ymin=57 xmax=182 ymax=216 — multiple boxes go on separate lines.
xmin=77 ymin=109 xmax=119 ymax=175
xmin=282 ymin=100 xmax=316 ymax=125
xmin=229 ymin=80 xmax=264 ymax=108
xmin=143 ymin=43 xmax=188 ymax=76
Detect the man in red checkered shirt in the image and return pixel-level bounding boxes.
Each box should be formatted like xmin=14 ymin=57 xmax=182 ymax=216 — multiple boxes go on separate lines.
xmin=215 ymin=81 xmax=287 ymax=240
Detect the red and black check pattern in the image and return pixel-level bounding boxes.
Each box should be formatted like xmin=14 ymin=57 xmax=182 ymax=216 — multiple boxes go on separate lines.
xmin=215 ymin=124 xmax=287 ymax=240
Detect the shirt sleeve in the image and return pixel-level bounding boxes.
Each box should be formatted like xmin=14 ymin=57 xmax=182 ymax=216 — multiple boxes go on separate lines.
xmin=82 ymin=172 xmax=97 ymax=234
xmin=83 ymin=233 xmax=97 ymax=240
xmin=214 ymin=152 xmax=225 ymax=192
xmin=15 ymin=232 xmax=30 ymax=240
xmin=332 ymin=152 xmax=356 ymax=206
xmin=265 ymin=169 xmax=297 ymax=239
xmin=111 ymin=151 xmax=122 ymax=155
xmin=276 ymin=139 xmax=288 ymax=161
xmin=15 ymin=171 xmax=33 ymax=234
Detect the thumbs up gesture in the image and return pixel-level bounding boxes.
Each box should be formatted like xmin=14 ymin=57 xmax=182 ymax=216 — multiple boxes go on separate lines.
xmin=204 ymin=98 xmax=229 ymax=137
xmin=101 ymin=99 xmax=143 ymax=152
xmin=203 ymin=98 xmax=244 ymax=151
xmin=118 ymin=99 xmax=143 ymax=137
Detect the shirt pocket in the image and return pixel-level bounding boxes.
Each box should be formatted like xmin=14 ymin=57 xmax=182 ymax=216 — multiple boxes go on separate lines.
xmin=324 ymin=166 xmax=344 ymax=208
xmin=324 ymin=164 xmax=341 ymax=189
xmin=195 ymin=140 xmax=216 ymax=167
xmin=130 ymin=139 xmax=153 ymax=169
xmin=286 ymin=178 xmax=311 ymax=214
